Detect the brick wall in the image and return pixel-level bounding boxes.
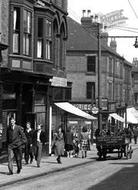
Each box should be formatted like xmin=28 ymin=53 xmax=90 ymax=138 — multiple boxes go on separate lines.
xmin=66 ymin=55 xmax=98 ymax=101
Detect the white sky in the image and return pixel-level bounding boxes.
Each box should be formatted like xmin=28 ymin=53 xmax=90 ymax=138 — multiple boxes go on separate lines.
xmin=68 ymin=0 xmax=138 ymax=62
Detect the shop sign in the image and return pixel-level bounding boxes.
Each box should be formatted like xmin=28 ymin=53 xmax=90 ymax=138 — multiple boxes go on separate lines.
xmin=96 ymin=98 xmax=108 ymax=110
xmin=49 ymin=77 xmax=67 ymax=87
xmin=73 ymin=103 xmax=92 ymax=111
xmin=92 ymin=106 xmax=99 ymax=114
xmin=99 ymin=9 xmax=128 ymax=29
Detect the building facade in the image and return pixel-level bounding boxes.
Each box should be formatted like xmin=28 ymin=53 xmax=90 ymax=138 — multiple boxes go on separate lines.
xmin=66 ymin=15 xmax=133 ymax=132
xmin=0 ymin=0 xmax=70 ymax=153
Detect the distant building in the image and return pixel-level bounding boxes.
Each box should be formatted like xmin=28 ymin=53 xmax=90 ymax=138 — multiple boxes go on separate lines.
xmin=66 ymin=14 xmax=133 ymax=130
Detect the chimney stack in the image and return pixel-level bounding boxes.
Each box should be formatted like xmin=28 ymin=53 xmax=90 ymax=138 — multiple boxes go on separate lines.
xmin=81 ymin=11 xmax=102 ymax=38
xmin=110 ymin=38 xmax=117 ymax=52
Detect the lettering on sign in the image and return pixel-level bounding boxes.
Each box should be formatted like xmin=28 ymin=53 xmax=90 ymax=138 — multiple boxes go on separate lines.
xmin=73 ymin=104 xmax=92 ymax=111
xmin=99 ymin=9 xmax=128 ymax=29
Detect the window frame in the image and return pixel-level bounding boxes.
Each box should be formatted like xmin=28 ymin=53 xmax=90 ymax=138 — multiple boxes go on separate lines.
xmin=86 ymin=82 xmax=95 ymax=100
xmin=36 ymin=16 xmax=53 ymax=61
xmin=11 ymin=6 xmax=32 ymax=57
xmin=86 ymin=55 xmax=96 ymax=73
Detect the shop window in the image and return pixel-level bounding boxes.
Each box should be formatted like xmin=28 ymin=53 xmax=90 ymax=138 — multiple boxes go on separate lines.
xmin=86 ymin=82 xmax=95 ymax=99
xmin=87 ymin=56 xmax=96 ymax=73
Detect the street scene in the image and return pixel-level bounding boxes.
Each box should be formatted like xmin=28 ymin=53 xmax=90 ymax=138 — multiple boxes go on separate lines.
xmin=0 ymin=0 xmax=138 ymax=189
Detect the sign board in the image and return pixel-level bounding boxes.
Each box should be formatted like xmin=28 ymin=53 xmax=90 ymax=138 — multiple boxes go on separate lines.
xmin=92 ymin=106 xmax=99 ymax=114
xmin=49 ymin=77 xmax=67 ymax=87
xmin=73 ymin=103 xmax=92 ymax=112
xmin=99 ymin=9 xmax=128 ymax=29
xmin=96 ymin=98 xmax=108 ymax=110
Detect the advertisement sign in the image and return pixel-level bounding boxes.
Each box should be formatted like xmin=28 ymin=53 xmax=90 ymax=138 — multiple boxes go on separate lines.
xmin=99 ymin=9 xmax=128 ymax=29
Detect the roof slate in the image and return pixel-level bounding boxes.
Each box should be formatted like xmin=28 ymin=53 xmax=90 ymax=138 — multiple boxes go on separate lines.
xmin=66 ymin=17 xmax=123 ymax=58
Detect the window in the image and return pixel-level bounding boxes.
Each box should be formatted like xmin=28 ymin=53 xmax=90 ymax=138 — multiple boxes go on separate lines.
xmin=12 ymin=7 xmax=32 ymax=56
xmin=37 ymin=18 xmax=52 ymax=60
xmin=23 ymin=9 xmax=32 ymax=56
xmin=86 ymin=82 xmax=95 ymax=99
xmin=37 ymin=18 xmax=43 ymax=58
xmin=13 ymin=7 xmax=20 ymax=54
xmin=87 ymin=56 xmax=96 ymax=72
xmin=45 ymin=20 xmax=52 ymax=60
xmin=109 ymin=57 xmax=113 ymax=74
xmin=108 ymin=82 xmax=112 ymax=100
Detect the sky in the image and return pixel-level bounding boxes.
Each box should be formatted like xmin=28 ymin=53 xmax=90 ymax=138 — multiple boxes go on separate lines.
xmin=68 ymin=0 xmax=138 ymax=63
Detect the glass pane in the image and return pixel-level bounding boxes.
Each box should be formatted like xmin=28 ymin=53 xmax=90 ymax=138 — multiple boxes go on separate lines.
xmin=36 ymin=113 xmax=46 ymax=129
xmin=38 ymin=18 xmax=43 ymax=37
xmin=37 ymin=39 xmax=43 ymax=58
xmin=23 ymin=34 xmax=30 ymax=55
xmin=27 ymin=12 xmax=31 ymax=33
xmin=13 ymin=33 xmax=19 ymax=53
xmin=45 ymin=20 xmax=52 ymax=37
xmin=23 ymin=10 xmax=27 ymax=32
xmin=46 ymin=40 xmax=51 ymax=60
xmin=13 ymin=7 xmax=20 ymax=31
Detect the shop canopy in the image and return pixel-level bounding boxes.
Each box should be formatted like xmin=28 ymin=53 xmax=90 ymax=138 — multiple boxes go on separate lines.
xmin=109 ymin=113 xmax=125 ymax=123
xmin=54 ymin=102 xmax=97 ymax=120
xmin=127 ymin=107 xmax=138 ymax=124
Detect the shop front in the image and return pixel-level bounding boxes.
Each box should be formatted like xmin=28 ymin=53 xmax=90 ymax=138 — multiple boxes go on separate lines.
xmin=0 ymin=69 xmax=51 ymax=152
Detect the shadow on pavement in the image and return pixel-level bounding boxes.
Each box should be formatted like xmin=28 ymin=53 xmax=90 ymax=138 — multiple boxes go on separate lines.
xmin=87 ymin=162 xmax=138 ymax=190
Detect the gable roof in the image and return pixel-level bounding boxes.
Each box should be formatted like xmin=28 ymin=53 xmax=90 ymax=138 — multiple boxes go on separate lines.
xmin=66 ymin=17 xmax=123 ymax=59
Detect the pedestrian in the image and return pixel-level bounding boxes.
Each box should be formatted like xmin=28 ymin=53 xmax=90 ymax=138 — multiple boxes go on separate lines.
xmin=73 ymin=130 xmax=80 ymax=157
xmin=32 ymin=124 xmax=46 ymax=167
xmin=6 ymin=117 xmax=27 ymax=175
xmin=65 ymin=128 xmax=74 ymax=158
xmin=53 ymin=126 xmax=65 ymax=164
xmin=24 ymin=121 xmax=34 ymax=164
xmin=80 ymin=126 xmax=89 ymax=158
xmin=133 ymin=126 xmax=138 ymax=144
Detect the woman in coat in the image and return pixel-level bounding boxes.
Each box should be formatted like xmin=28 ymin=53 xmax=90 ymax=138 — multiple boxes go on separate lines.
xmin=80 ymin=126 xmax=89 ymax=158
xmin=53 ymin=127 xmax=65 ymax=164
xmin=65 ymin=128 xmax=74 ymax=158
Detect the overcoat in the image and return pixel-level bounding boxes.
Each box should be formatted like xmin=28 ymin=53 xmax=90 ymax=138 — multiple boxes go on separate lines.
xmin=54 ymin=132 xmax=64 ymax=156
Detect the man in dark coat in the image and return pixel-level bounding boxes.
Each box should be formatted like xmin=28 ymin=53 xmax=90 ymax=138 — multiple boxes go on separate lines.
xmin=32 ymin=124 xmax=46 ymax=167
xmin=24 ymin=121 xmax=34 ymax=164
xmin=6 ymin=117 xmax=27 ymax=175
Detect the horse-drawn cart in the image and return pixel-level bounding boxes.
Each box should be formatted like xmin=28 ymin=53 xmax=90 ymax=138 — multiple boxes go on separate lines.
xmin=96 ymin=135 xmax=133 ymax=160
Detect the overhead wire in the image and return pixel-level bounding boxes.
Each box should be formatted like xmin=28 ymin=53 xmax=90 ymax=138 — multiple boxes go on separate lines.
xmin=127 ymin=0 xmax=138 ymax=19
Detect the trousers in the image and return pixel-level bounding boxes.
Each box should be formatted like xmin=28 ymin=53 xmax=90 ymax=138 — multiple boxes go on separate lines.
xmin=33 ymin=142 xmax=42 ymax=166
xmin=8 ymin=147 xmax=22 ymax=173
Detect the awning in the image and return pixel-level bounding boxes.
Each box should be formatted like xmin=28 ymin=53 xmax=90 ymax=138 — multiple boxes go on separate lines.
xmin=109 ymin=113 xmax=125 ymax=123
xmin=127 ymin=107 xmax=138 ymax=124
xmin=54 ymin=102 xmax=97 ymax=120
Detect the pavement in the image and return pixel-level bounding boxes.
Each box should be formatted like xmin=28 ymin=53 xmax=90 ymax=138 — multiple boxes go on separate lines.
xmin=0 ymin=143 xmax=138 ymax=188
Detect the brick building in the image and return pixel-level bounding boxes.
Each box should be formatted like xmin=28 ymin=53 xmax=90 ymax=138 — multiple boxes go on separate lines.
xmin=66 ymin=15 xmax=133 ymax=131
xmin=0 ymin=0 xmax=71 ymax=153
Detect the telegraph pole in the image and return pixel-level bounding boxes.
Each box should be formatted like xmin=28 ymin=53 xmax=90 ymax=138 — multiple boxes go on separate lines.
xmin=98 ymin=23 xmax=102 ymax=131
